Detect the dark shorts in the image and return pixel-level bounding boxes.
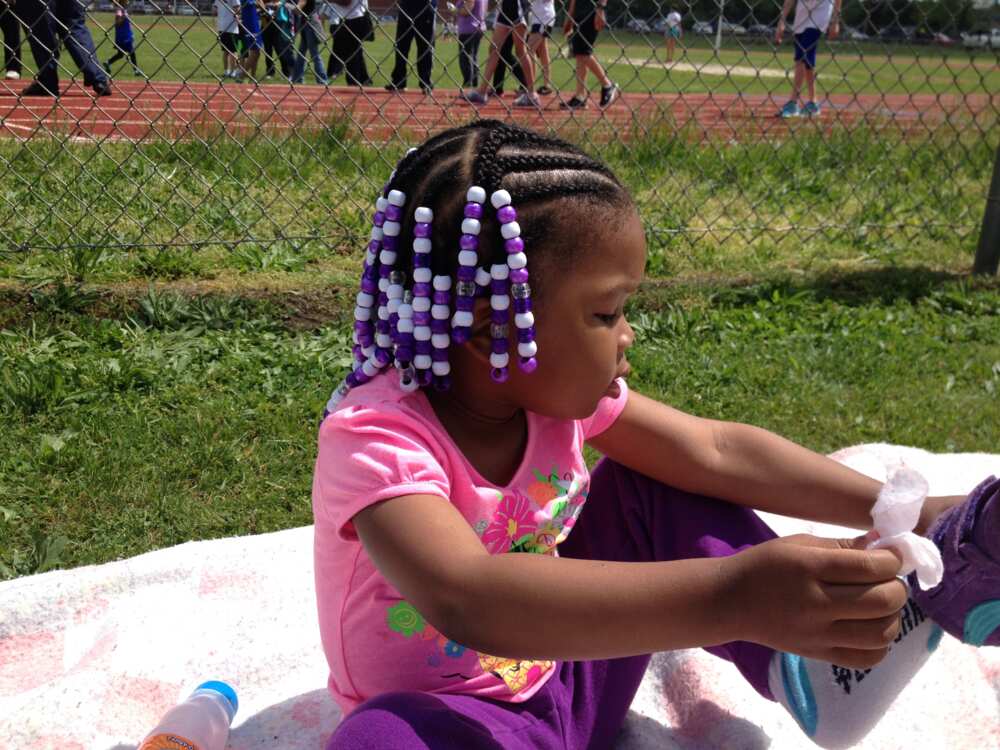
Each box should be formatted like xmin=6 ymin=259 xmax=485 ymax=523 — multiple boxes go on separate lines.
xmin=793 ymin=27 xmax=822 ymax=69
xmin=496 ymin=0 xmax=525 ymax=27
xmin=530 ymin=22 xmax=553 ymax=37
xmin=240 ymin=2 xmax=263 ymax=50
xmin=219 ymin=31 xmax=239 ymax=53
xmin=569 ymin=13 xmax=598 ymax=56
xmin=114 ymin=38 xmax=134 ymax=53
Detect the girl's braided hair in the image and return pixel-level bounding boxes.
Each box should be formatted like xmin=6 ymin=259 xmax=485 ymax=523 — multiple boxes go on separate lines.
xmin=324 ymin=120 xmax=633 ymax=415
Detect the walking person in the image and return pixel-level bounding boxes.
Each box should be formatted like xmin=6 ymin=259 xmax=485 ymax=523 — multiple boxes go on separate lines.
xmin=454 ymin=0 xmax=484 ymax=88
xmin=262 ymin=0 xmax=295 ymax=78
xmin=327 ymin=0 xmax=372 ymax=86
xmin=461 ymin=0 xmax=537 ymax=106
xmin=775 ymin=0 xmax=840 ymax=117
xmin=292 ymin=0 xmax=328 ymax=83
xmin=663 ymin=7 xmax=681 ymax=62
xmin=103 ymin=0 xmax=143 ymax=77
xmin=237 ymin=0 xmax=264 ymax=79
xmin=385 ymin=0 xmax=435 ymax=94
xmin=1 ymin=0 xmax=22 ymax=80
xmin=561 ymin=0 xmax=617 ymax=108
xmin=14 ymin=0 xmax=111 ymax=96
xmin=527 ymin=0 xmax=554 ymax=94
xmin=216 ymin=0 xmax=241 ymax=79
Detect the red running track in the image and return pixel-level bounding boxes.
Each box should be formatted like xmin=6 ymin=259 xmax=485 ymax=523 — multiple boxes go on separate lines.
xmin=0 ymin=79 xmax=995 ymax=143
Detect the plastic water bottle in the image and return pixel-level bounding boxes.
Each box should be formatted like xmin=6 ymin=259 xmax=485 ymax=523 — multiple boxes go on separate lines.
xmin=137 ymin=680 xmax=238 ymax=750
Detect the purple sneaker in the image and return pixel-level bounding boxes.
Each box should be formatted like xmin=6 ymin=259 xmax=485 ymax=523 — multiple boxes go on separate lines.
xmin=910 ymin=475 xmax=1000 ymax=646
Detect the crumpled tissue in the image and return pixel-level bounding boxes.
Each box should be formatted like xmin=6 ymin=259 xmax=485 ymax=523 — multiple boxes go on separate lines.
xmin=866 ymin=466 xmax=944 ymax=590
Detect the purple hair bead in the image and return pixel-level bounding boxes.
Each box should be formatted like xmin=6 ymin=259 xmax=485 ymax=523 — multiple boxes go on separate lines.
xmin=517 ymin=327 xmax=535 ymax=342
xmin=413 ymin=282 xmax=432 ymax=296
xmin=367 ymin=240 xmax=380 ymax=253
xmin=433 ymin=374 xmax=451 ymax=391
xmin=381 ymin=235 xmax=399 ymax=251
xmin=505 ymin=237 xmax=524 ymax=254
xmin=432 ymin=291 xmax=450 ymax=305
xmin=413 ymin=311 xmax=432 ymax=326
xmin=491 ymin=279 xmax=507 ymax=294
xmin=374 ymin=349 xmax=392 ymax=367
xmin=492 ymin=338 xmax=509 ymax=353
xmin=519 ymin=357 xmax=538 ymax=373
xmin=373 ymin=211 xmax=385 ymax=225
xmin=361 ymin=278 xmax=377 ymax=294
xmin=464 ymin=202 xmax=483 ymax=219
xmin=497 ymin=205 xmax=517 ymax=224
xmin=455 ymin=297 xmax=474 ymax=312
xmin=490 ymin=367 xmax=508 ymax=383
xmin=417 ymin=369 xmax=433 ymax=386
xmin=385 ymin=204 xmax=402 ymax=221
xmin=460 ymin=234 xmax=479 ymax=251
xmin=514 ymin=299 xmax=531 ymax=314
xmin=414 ymin=223 xmax=431 ymax=238
xmin=431 ymin=319 xmax=449 ymax=334
xmin=431 ymin=349 xmax=449 ymax=362
xmin=510 ymin=269 xmax=529 ymax=284
xmin=413 ymin=254 xmax=431 ymax=268
xmin=415 ymin=340 xmax=432 ymax=354
xmin=457 ymin=266 xmax=477 ymax=281
xmin=452 ymin=328 xmax=470 ymax=345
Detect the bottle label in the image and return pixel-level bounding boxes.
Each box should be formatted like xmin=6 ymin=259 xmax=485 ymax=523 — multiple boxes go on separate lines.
xmin=138 ymin=734 xmax=202 ymax=750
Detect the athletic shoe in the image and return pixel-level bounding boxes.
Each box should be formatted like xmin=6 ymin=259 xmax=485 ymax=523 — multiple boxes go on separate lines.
xmin=462 ymin=90 xmax=488 ymax=105
xmin=21 ymin=80 xmax=58 ymax=97
xmin=911 ymin=475 xmax=1000 ymax=646
xmin=599 ymin=82 xmax=619 ymax=108
xmin=420 ymin=85 xmax=433 ymax=95
xmin=536 ymin=85 xmax=553 ymax=96
xmin=384 ymin=83 xmax=405 ymax=92
xmin=779 ymin=100 xmax=800 ymax=118
xmin=559 ymin=95 xmax=588 ymax=109
xmin=92 ymin=79 xmax=112 ymax=97
xmin=4 ymin=70 xmax=19 ymax=80
xmin=803 ymin=101 xmax=822 ymax=117
xmin=133 ymin=68 xmax=145 ymax=78
xmin=512 ymin=91 xmax=540 ymax=108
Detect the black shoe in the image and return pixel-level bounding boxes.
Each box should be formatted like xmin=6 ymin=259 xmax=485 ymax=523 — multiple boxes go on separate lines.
xmin=560 ymin=95 xmax=588 ymax=109
xmin=599 ymin=82 xmax=619 ymax=108
xmin=420 ymin=85 xmax=433 ymax=95
xmin=384 ymin=83 xmax=405 ymax=92
xmin=22 ymin=80 xmax=59 ymax=97
xmin=92 ymin=79 xmax=112 ymax=97
xmin=536 ymin=85 xmax=553 ymax=96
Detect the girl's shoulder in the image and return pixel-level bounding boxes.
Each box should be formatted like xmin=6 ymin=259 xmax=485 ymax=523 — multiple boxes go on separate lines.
xmin=321 ymin=371 xmax=441 ymax=442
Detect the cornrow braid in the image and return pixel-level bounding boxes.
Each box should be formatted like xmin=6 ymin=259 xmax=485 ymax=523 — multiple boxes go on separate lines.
xmin=323 ymin=120 xmax=633 ymax=415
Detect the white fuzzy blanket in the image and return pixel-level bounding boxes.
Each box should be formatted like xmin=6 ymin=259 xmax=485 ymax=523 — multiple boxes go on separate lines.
xmin=1 ymin=444 xmax=998 ymax=749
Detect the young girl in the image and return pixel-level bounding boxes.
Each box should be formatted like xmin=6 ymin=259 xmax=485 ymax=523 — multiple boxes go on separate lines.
xmin=313 ymin=120 xmax=1000 ymax=749
xmin=104 ymin=0 xmax=143 ymax=78
xmin=461 ymin=0 xmax=537 ymax=106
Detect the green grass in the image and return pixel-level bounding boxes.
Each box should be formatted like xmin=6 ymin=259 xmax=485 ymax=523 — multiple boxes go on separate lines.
xmin=71 ymin=12 xmax=1000 ymax=96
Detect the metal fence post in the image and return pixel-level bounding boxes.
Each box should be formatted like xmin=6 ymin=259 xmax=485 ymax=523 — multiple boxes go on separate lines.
xmin=973 ymin=140 xmax=1000 ymax=276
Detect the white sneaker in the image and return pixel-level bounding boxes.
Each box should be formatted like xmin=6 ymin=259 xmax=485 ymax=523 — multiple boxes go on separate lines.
xmin=4 ymin=71 xmax=20 ymax=80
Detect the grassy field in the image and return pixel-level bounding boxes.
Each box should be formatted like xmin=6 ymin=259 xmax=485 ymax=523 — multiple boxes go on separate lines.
xmin=1 ymin=123 xmax=999 ymax=580
xmin=41 ymin=12 xmax=1000 ymax=97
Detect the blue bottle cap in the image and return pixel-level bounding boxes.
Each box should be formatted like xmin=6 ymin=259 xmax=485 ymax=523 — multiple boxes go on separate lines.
xmin=195 ymin=680 xmax=238 ymax=723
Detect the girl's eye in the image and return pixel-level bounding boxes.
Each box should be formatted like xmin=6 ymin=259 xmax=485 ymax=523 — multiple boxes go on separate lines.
xmin=596 ymin=312 xmax=620 ymax=325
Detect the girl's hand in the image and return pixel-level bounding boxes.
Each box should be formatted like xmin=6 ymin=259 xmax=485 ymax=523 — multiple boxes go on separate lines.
xmin=730 ymin=533 xmax=907 ymax=669
xmin=594 ymin=7 xmax=605 ymax=32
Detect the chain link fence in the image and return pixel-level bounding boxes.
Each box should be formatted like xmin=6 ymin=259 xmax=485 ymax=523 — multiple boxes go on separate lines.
xmin=0 ymin=0 xmax=997 ymax=275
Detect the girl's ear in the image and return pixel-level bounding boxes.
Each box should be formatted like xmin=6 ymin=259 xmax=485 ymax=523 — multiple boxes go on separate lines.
xmin=466 ymin=297 xmax=493 ymax=364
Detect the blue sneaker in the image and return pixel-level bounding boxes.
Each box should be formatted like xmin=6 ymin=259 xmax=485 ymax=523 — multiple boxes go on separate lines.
xmin=803 ymin=101 xmax=821 ymax=117
xmin=779 ymin=100 xmax=800 ymax=118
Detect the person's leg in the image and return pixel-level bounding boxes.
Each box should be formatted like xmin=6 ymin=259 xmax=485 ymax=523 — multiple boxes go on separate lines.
xmin=666 ymin=35 xmax=675 ymax=62
xmin=389 ymin=5 xmax=415 ymax=88
xmin=347 ymin=17 xmax=371 ymax=84
xmin=54 ymin=0 xmax=107 ymax=87
xmin=458 ymin=31 xmax=473 ymax=86
xmin=262 ymin=22 xmax=276 ymax=76
xmin=478 ymin=24 xmax=508 ymax=95
xmin=510 ymin=23 xmax=533 ymax=91
xmin=805 ymin=66 xmax=815 ymax=103
xmin=412 ymin=3 xmax=434 ymax=91
xmin=14 ymin=0 xmax=59 ymax=92
xmin=105 ymin=45 xmax=124 ymax=69
xmin=292 ymin=27 xmax=306 ymax=82
xmin=307 ymin=25 xmax=327 ymax=83
xmin=491 ymin=31 xmax=512 ymax=93
xmin=1 ymin=5 xmax=23 ymax=75
xmin=535 ymin=34 xmax=551 ymax=89
xmin=329 ymin=21 xmax=346 ymax=81
xmin=278 ymin=25 xmax=294 ymax=78
xmin=127 ymin=47 xmax=139 ymax=73
xmin=572 ymin=53 xmax=586 ymax=98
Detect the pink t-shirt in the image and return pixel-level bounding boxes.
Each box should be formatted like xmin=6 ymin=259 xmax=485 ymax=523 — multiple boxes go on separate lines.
xmin=312 ymin=370 xmax=629 ymax=714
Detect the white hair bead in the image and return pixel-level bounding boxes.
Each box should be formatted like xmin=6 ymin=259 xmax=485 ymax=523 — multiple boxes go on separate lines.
xmin=413 ymin=267 xmax=432 ymax=283
xmin=351 ymin=330 xmax=359 ymax=344
xmin=365 ymin=249 xmax=377 ymax=266
xmin=500 ymin=221 xmax=521 ymax=240
xmin=467 ymin=186 xmax=486 ymax=203
xmin=376 ymin=196 xmax=389 ymax=211
xmin=432 ymin=361 xmax=451 ymax=376
xmin=356 ymin=291 xmax=374 ymax=307
xmin=397 ymin=318 xmax=414 ymax=333
xmin=354 ymin=305 xmax=372 ymax=321
xmin=491 ymin=189 xmax=512 ymax=208
xmin=431 ymin=304 xmax=450 ymax=319
xmin=490 ymin=264 xmax=509 ymax=280
xmin=491 ymin=295 xmax=510 ymax=310
xmin=362 ymin=345 xmax=375 ymax=359
xmin=432 ymin=333 xmax=450 ymax=348
xmin=515 ymin=311 xmax=534 ymax=328
xmin=388 ymin=189 xmax=406 ymax=206
xmin=370 ymin=226 xmax=383 ymax=241
xmin=379 ymin=250 xmax=397 ymax=265
xmin=490 ymin=351 xmax=510 ymax=368
xmin=461 ymin=218 xmax=481 ymax=236
xmin=507 ymin=252 xmax=527 ymax=270
xmin=376 ymin=334 xmax=392 ymax=348
xmin=361 ymin=359 xmax=379 ymax=377
xmin=387 ymin=285 xmax=404 ymax=300
xmin=378 ymin=278 xmax=389 ymax=292
xmin=414 ymin=354 xmax=432 ymax=368
xmin=458 ymin=250 xmax=478 ymax=267
xmin=406 ymin=146 xmax=418 ymax=155
xmin=518 ymin=341 xmax=538 ymax=357
xmin=398 ymin=303 xmax=413 ymax=319
xmin=414 ymin=326 xmax=431 ymax=341
xmin=377 ymin=307 xmax=389 ymax=321
xmin=399 ymin=376 xmax=419 ymax=393
xmin=382 ymin=221 xmax=401 ymax=237
xmin=452 ymin=310 xmax=474 ymax=327
xmin=413 ymin=238 xmax=432 ymax=254
xmin=414 ymin=206 xmax=433 ymax=222
xmin=412 ymin=297 xmax=431 ymax=312
xmin=432 ymin=276 xmax=452 ymax=291
xmin=475 ymin=267 xmax=492 ymax=286
xmin=388 ymin=302 xmax=401 ymax=318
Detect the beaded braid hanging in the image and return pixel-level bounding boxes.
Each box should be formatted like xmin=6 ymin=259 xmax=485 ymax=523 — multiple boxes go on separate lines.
xmin=491 ymin=189 xmax=538 ymax=374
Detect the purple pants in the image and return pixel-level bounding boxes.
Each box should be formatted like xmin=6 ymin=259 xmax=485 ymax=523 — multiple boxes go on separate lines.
xmin=328 ymin=459 xmax=778 ymax=750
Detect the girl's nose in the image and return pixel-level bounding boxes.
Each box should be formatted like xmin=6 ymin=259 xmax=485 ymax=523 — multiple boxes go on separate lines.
xmin=620 ymin=318 xmax=635 ymax=350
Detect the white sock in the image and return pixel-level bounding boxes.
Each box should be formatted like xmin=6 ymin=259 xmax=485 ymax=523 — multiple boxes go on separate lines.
xmin=769 ymin=598 xmax=943 ymax=750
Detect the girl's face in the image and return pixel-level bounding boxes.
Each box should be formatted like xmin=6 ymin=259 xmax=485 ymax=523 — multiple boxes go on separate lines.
xmin=508 ymin=206 xmax=646 ymax=420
